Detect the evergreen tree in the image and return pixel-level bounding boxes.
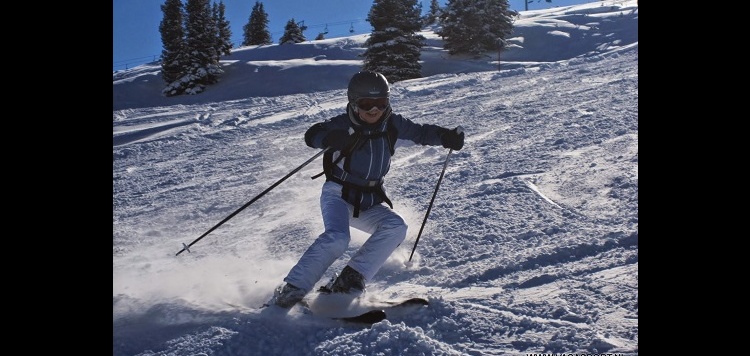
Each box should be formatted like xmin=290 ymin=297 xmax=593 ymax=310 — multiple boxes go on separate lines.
xmin=362 ymin=0 xmax=425 ymax=82
xmin=438 ymin=0 xmax=515 ymax=58
xmin=480 ymin=0 xmax=515 ymax=51
xmin=242 ymin=1 xmax=272 ymax=46
xmin=438 ymin=0 xmax=481 ymax=56
xmin=159 ymin=0 xmax=185 ymax=84
xmin=279 ymin=18 xmax=307 ymax=44
xmin=213 ymin=1 xmax=233 ymax=56
xmin=424 ymin=0 xmax=442 ymax=26
xmin=163 ymin=0 xmax=223 ymax=96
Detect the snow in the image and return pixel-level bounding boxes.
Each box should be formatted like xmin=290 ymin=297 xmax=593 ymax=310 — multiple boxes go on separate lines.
xmin=113 ymin=1 xmax=638 ymax=355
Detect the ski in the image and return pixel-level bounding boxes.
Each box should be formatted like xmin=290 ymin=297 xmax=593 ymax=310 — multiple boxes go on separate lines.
xmin=383 ymin=297 xmax=429 ymax=307
xmin=335 ymin=309 xmax=387 ymax=324
xmin=262 ymin=285 xmax=430 ymax=325
xmin=305 ymin=296 xmax=429 ymax=325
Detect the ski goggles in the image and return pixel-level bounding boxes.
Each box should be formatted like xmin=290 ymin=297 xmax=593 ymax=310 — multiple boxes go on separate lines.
xmin=356 ymin=97 xmax=389 ymax=111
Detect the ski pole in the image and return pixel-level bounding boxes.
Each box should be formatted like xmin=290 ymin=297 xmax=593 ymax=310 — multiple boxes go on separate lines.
xmin=408 ymin=146 xmax=456 ymax=262
xmin=176 ymin=147 xmax=330 ymax=256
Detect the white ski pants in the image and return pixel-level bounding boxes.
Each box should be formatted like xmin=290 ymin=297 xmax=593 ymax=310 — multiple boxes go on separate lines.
xmin=284 ymin=181 xmax=407 ymax=293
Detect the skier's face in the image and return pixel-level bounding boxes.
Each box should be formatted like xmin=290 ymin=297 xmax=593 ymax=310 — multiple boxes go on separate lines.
xmin=357 ymin=107 xmax=383 ymax=124
xmin=355 ymin=97 xmax=389 ymax=124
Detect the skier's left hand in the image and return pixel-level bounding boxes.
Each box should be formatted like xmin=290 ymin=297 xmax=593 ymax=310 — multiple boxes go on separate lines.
xmin=440 ymin=126 xmax=464 ymax=150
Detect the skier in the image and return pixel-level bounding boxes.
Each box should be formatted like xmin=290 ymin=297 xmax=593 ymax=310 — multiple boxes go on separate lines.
xmin=273 ymin=71 xmax=464 ymax=308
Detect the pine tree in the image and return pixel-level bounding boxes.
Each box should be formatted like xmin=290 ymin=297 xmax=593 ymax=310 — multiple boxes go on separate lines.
xmin=242 ymin=1 xmax=272 ymax=46
xmin=213 ymin=1 xmax=233 ymax=56
xmin=438 ymin=0 xmax=515 ymax=58
xmin=159 ymin=0 xmax=185 ymax=84
xmin=438 ymin=0 xmax=481 ymax=56
xmin=424 ymin=0 xmax=442 ymax=26
xmin=481 ymin=0 xmax=515 ymax=51
xmin=163 ymin=0 xmax=223 ymax=96
xmin=279 ymin=18 xmax=307 ymax=44
xmin=362 ymin=0 xmax=425 ymax=82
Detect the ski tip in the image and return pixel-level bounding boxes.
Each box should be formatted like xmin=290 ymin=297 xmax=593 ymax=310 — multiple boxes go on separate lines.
xmin=386 ymin=297 xmax=429 ymax=306
xmin=405 ymin=297 xmax=429 ymax=306
xmin=337 ymin=310 xmax=386 ymax=324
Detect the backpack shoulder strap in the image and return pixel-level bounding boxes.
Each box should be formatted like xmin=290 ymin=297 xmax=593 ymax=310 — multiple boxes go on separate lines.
xmin=386 ymin=118 xmax=397 ymax=155
xmin=311 ymin=128 xmax=363 ymax=180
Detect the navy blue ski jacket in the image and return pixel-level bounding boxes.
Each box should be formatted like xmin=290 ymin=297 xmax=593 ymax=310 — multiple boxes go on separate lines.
xmin=306 ymin=106 xmax=448 ymax=216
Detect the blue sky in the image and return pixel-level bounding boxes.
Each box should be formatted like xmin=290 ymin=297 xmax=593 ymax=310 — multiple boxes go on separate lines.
xmin=113 ymin=0 xmax=597 ymax=71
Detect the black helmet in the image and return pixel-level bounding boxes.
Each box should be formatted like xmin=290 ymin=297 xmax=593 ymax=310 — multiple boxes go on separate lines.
xmin=347 ymin=71 xmax=390 ymax=107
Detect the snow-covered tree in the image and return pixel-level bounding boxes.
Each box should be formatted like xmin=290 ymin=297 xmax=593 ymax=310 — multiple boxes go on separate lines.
xmin=362 ymin=0 xmax=425 ymax=82
xmin=163 ymin=0 xmax=223 ymax=96
xmin=424 ymin=0 xmax=442 ymax=26
xmin=438 ymin=0 xmax=515 ymax=58
xmin=279 ymin=18 xmax=307 ymax=44
xmin=481 ymin=0 xmax=515 ymax=51
xmin=242 ymin=1 xmax=272 ymax=46
xmin=213 ymin=1 xmax=233 ymax=56
xmin=159 ymin=0 xmax=185 ymax=84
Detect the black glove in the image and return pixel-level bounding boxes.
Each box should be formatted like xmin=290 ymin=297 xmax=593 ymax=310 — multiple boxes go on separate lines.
xmin=440 ymin=127 xmax=464 ymax=150
xmin=322 ymin=129 xmax=352 ymax=151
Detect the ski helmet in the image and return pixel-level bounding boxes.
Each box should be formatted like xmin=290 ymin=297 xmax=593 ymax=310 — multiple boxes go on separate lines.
xmin=347 ymin=71 xmax=390 ymax=108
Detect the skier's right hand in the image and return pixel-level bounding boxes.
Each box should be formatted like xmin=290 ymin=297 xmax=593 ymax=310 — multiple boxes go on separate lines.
xmin=322 ymin=130 xmax=351 ymax=151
